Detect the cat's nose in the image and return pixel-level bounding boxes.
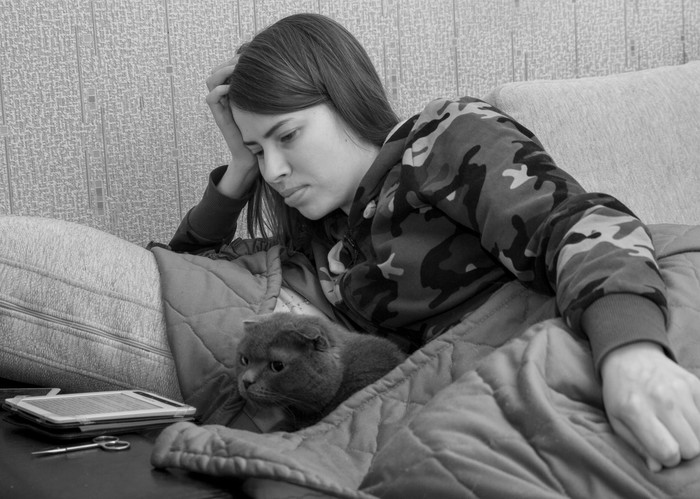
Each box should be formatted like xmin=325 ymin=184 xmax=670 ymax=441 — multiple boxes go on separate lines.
xmin=242 ymin=379 xmax=253 ymax=390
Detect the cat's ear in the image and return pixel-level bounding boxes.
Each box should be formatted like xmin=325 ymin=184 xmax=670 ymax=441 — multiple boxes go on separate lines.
xmin=291 ymin=325 xmax=331 ymax=352
xmin=242 ymin=316 xmax=263 ymax=326
xmin=312 ymin=334 xmax=330 ymax=352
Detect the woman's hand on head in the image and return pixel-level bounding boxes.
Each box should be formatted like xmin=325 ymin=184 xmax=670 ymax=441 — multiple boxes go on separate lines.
xmin=205 ymin=56 xmax=259 ymax=197
xmin=601 ymin=341 xmax=700 ymax=472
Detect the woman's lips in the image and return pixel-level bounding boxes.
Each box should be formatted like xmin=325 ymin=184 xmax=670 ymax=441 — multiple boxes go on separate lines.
xmin=279 ymin=186 xmax=307 ymax=205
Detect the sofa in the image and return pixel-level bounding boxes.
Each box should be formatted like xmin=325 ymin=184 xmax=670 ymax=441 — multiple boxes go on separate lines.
xmin=2 ymin=61 xmax=700 ymax=498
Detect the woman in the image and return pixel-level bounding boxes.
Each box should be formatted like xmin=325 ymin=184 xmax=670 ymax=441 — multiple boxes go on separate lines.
xmin=175 ymin=13 xmax=700 ymax=471
xmin=1 ymin=12 xmax=698 ymax=472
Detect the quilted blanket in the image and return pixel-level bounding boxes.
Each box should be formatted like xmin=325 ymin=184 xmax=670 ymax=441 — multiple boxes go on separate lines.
xmin=151 ymin=224 xmax=700 ymax=499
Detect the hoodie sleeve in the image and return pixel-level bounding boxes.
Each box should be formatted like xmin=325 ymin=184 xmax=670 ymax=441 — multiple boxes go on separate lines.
xmin=411 ymin=98 xmax=671 ymax=372
xmin=168 ymin=165 xmax=250 ymax=253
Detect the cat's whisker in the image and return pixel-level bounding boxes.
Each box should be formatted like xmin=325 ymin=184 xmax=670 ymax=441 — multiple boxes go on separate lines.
xmin=253 ymin=388 xmax=319 ymax=412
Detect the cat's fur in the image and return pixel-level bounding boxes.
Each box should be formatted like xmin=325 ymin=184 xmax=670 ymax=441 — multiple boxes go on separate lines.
xmin=235 ymin=312 xmax=407 ymax=431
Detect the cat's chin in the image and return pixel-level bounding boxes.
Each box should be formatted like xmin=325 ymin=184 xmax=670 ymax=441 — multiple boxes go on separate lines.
xmin=241 ymin=401 xmax=291 ymax=432
xmin=241 ymin=394 xmax=268 ymax=408
xmin=242 ymin=392 xmax=283 ymax=410
xmin=245 ymin=391 xmax=324 ymax=419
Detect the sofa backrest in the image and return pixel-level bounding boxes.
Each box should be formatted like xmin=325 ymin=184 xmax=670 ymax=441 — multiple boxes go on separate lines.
xmin=483 ymin=61 xmax=700 ymax=226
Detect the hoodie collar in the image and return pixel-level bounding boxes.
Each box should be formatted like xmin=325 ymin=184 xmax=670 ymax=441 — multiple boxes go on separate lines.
xmin=347 ymin=115 xmax=418 ymax=227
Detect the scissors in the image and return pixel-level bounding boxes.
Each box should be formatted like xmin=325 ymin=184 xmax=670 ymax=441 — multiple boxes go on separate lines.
xmin=32 ymin=435 xmax=131 ymax=456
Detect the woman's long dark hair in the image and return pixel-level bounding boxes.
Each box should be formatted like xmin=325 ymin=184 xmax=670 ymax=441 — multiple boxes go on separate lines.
xmin=226 ymin=13 xmax=399 ymax=250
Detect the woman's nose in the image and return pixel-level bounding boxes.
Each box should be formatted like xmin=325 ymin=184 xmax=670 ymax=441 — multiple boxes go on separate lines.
xmin=259 ymin=148 xmax=290 ymax=183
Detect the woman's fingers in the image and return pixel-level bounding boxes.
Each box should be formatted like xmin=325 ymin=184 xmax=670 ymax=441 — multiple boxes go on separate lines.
xmin=611 ymin=396 xmax=700 ymax=470
xmin=210 ymin=55 xmax=239 ymax=75
xmin=602 ymin=342 xmax=700 ymax=471
xmin=206 ymin=56 xmax=239 ymax=90
xmin=612 ymin=399 xmax=682 ymax=468
xmin=205 ymin=83 xmax=231 ymax=108
xmin=202 ymin=54 xmax=255 ymax=165
xmin=205 ymin=84 xmax=246 ymax=154
xmin=667 ymin=382 xmax=700 ymax=459
xmin=609 ymin=417 xmax=665 ymax=471
xmin=206 ymin=66 xmax=235 ymax=91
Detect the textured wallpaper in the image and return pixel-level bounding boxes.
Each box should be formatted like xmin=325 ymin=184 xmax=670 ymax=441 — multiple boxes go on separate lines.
xmin=1 ymin=0 xmax=698 ymax=245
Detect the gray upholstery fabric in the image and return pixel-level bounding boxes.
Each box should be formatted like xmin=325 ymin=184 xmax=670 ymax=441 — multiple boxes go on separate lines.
xmin=484 ymin=61 xmax=700 ymax=226
xmin=0 ymin=215 xmax=181 ymax=399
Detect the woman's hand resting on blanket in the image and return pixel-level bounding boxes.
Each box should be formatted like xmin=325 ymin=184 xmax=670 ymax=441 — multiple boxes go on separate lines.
xmin=601 ymin=341 xmax=700 ymax=471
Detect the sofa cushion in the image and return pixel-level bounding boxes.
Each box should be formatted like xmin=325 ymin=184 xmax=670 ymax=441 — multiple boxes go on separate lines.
xmin=483 ymin=61 xmax=700 ymax=226
xmin=0 ymin=215 xmax=181 ymax=399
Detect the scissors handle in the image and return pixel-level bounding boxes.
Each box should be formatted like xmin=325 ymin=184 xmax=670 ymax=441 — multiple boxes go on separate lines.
xmin=99 ymin=440 xmax=130 ymax=451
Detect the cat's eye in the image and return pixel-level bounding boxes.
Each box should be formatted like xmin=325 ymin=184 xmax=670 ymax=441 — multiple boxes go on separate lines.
xmin=239 ymin=355 xmax=249 ymax=366
xmin=269 ymin=361 xmax=285 ymax=373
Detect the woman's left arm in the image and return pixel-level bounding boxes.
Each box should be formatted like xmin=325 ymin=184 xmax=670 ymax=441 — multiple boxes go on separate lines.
xmin=417 ymin=97 xmax=700 ymax=470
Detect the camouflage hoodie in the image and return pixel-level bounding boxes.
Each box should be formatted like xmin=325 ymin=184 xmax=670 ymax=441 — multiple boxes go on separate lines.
xmin=170 ymin=97 xmax=671 ymax=372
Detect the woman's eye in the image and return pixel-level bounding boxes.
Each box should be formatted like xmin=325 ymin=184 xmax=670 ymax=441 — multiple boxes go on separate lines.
xmin=280 ymin=130 xmax=297 ymax=143
xmin=240 ymin=355 xmax=249 ymax=366
xmin=269 ymin=361 xmax=285 ymax=373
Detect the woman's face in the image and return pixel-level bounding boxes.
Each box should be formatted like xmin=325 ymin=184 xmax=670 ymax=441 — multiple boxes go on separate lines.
xmin=232 ymin=103 xmax=380 ymax=220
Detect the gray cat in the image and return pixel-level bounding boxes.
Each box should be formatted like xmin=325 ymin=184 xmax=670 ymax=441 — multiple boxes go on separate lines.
xmin=235 ymin=312 xmax=407 ymax=431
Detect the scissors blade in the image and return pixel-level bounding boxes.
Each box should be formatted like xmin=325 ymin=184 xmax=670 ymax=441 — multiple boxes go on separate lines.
xmin=32 ymin=446 xmax=73 ymax=455
xmin=32 ymin=443 xmax=99 ymax=455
